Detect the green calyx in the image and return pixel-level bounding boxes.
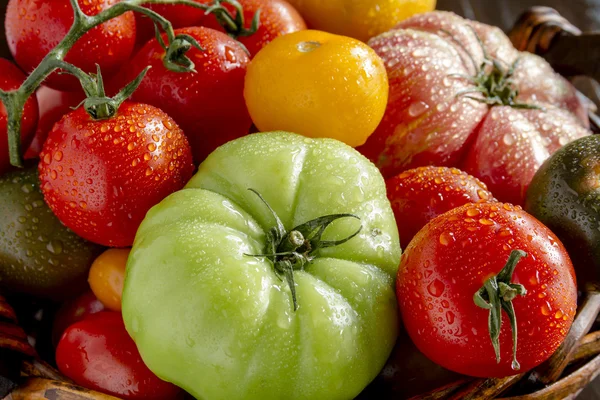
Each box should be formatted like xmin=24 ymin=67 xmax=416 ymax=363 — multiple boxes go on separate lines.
xmin=443 ymin=28 xmax=540 ymax=110
xmin=74 ymin=64 xmax=150 ymax=120
xmin=246 ymin=189 xmax=362 ymax=311
xmin=474 ymin=249 xmax=528 ymax=371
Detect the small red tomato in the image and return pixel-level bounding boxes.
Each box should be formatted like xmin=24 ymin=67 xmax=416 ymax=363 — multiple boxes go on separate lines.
xmin=125 ymin=27 xmax=251 ymax=163
xmin=25 ymin=86 xmax=85 ymax=160
xmin=397 ymin=202 xmax=577 ymax=378
xmin=386 ymin=166 xmax=494 ymax=247
xmin=56 ymin=311 xmax=181 ymax=400
xmin=52 ymin=290 xmax=105 ymax=346
xmin=0 ymin=58 xmax=39 ymax=173
xmin=5 ymin=0 xmax=136 ymax=91
xmin=38 ymin=102 xmax=194 ymax=247
xmin=134 ymin=0 xmax=209 ymax=47
xmin=201 ymin=0 xmax=306 ymax=56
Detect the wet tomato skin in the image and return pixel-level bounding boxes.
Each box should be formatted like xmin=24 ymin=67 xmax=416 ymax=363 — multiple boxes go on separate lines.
xmin=56 ymin=311 xmax=181 ymax=400
xmin=397 ymin=202 xmax=577 ymax=377
xmin=6 ymin=0 xmax=136 ymax=91
xmin=38 ymin=102 xmax=194 ymax=247
xmin=52 ymin=290 xmax=105 ymax=346
xmin=359 ymin=11 xmax=590 ymax=205
xmin=201 ymin=0 xmax=306 ymax=56
xmin=386 ymin=166 xmax=494 ymax=248
xmin=125 ymin=27 xmax=251 ymax=164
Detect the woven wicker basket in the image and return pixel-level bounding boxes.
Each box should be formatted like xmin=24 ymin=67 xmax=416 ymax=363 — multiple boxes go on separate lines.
xmin=2 ymin=6 xmax=600 ymax=400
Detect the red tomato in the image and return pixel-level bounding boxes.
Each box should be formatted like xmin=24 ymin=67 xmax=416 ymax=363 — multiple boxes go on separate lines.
xmin=358 ymin=11 xmax=590 ymax=205
xmin=25 ymin=86 xmax=85 ymax=160
xmin=397 ymin=202 xmax=577 ymax=378
xmin=134 ymin=0 xmax=209 ymax=47
xmin=38 ymin=102 xmax=194 ymax=247
xmin=52 ymin=290 xmax=105 ymax=346
xmin=386 ymin=166 xmax=494 ymax=248
xmin=0 ymin=58 xmax=39 ymax=173
xmin=201 ymin=0 xmax=306 ymax=56
xmin=56 ymin=311 xmax=181 ymax=400
xmin=5 ymin=0 xmax=136 ymax=91
xmin=123 ymin=27 xmax=251 ymax=163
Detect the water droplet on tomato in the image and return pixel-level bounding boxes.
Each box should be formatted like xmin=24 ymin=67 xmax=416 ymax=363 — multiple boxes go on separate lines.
xmin=147 ymin=143 xmax=157 ymax=152
xmin=439 ymin=231 xmax=455 ymax=246
xmin=446 ymin=311 xmax=455 ymax=324
xmin=408 ymin=101 xmax=429 ymax=118
xmin=427 ymin=279 xmax=445 ymax=297
xmin=541 ymin=301 xmax=552 ymax=316
xmin=466 ymin=208 xmax=481 ymax=217
xmin=479 ymin=218 xmax=494 ymax=226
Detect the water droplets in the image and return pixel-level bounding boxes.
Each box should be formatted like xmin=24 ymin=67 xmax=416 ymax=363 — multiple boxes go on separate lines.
xmin=408 ymin=101 xmax=430 ymax=118
xmin=427 ymin=279 xmax=445 ymax=297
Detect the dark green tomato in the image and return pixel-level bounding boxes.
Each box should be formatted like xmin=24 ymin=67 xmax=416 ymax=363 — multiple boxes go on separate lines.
xmin=525 ymin=135 xmax=600 ymax=290
xmin=0 ymin=167 xmax=102 ymax=299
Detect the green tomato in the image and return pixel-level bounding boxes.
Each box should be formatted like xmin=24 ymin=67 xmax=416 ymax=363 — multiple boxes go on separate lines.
xmin=0 ymin=166 xmax=102 ymax=299
xmin=123 ymin=132 xmax=401 ymax=400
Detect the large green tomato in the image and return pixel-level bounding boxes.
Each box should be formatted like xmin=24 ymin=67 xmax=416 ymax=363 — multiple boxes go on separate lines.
xmin=122 ymin=132 xmax=401 ymax=400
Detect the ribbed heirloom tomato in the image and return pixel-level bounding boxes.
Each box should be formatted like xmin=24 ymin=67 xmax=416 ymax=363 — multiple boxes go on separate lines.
xmin=244 ymin=30 xmax=388 ymax=147
xmin=397 ymin=202 xmax=577 ymax=377
xmin=5 ymin=0 xmax=136 ymax=91
xmin=122 ymin=132 xmax=401 ymax=400
xmin=358 ymin=11 xmax=590 ymax=205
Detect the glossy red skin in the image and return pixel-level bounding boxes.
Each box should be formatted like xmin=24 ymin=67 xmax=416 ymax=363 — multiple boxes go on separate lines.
xmin=38 ymin=102 xmax=194 ymax=247
xmin=52 ymin=290 xmax=105 ymax=347
xmin=56 ymin=312 xmax=181 ymax=400
xmin=125 ymin=27 xmax=251 ymax=163
xmin=134 ymin=0 xmax=210 ymax=47
xmin=201 ymin=0 xmax=306 ymax=56
xmin=397 ymin=202 xmax=577 ymax=378
xmin=25 ymin=86 xmax=85 ymax=159
xmin=5 ymin=0 xmax=136 ymax=91
xmin=0 ymin=58 xmax=39 ymax=173
xmin=386 ymin=166 xmax=494 ymax=248
xmin=358 ymin=11 xmax=590 ymax=205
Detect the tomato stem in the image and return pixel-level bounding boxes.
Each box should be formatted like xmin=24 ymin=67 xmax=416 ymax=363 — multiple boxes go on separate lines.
xmin=0 ymin=0 xmax=208 ymax=168
xmin=245 ymin=188 xmax=362 ymax=311
xmin=473 ymin=249 xmax=528 ymax=371
xmin=442 ymin=28 xmax=542 ymax=110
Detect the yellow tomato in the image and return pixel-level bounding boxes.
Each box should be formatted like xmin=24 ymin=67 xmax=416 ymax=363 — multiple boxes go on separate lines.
xmin=244 ymin=30 xmax=388 ymax=147
xmin=88 ymin=248 xmax=129 ymax=311
xmin=286 ymin=0 xmax=436 ymax=42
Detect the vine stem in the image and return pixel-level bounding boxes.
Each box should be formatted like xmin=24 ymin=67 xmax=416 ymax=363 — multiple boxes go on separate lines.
xmin=0 ymin=0 xmax=207 ymax=168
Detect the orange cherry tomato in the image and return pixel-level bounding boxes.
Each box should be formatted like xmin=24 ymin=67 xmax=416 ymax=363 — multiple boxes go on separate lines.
xmin=88 ymin=248 xmax=130 ymax=311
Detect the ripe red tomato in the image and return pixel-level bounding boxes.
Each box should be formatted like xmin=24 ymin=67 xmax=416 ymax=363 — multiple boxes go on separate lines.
xmin=56 ymin=311 xmax=181 ymax=400
xmin=0 ymin=58 xmax=39 ymax=173
xmin=386 ymin=166 xmax=494 ymax=248
xmin=397 ymin=202 xmax=577 ymax=377
xmin=201 ymin=0 xmax=306 ymax=56
xmin=38 ymin=102 xmax=194 ymax=247
xmin=25 ymin=86 xmax=85 ymax=160
xmin=5 ymin=0 xmax=136 ymax=91
xmin=123 ymin=27 xmax=251 ymax=163
xmin=358 ymin=11 xmax=590 ymax=205
xmin=134 ymin=0 xmax=209 ymax=47
xmin=52 ymin=290 xmax=105 ymax=346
